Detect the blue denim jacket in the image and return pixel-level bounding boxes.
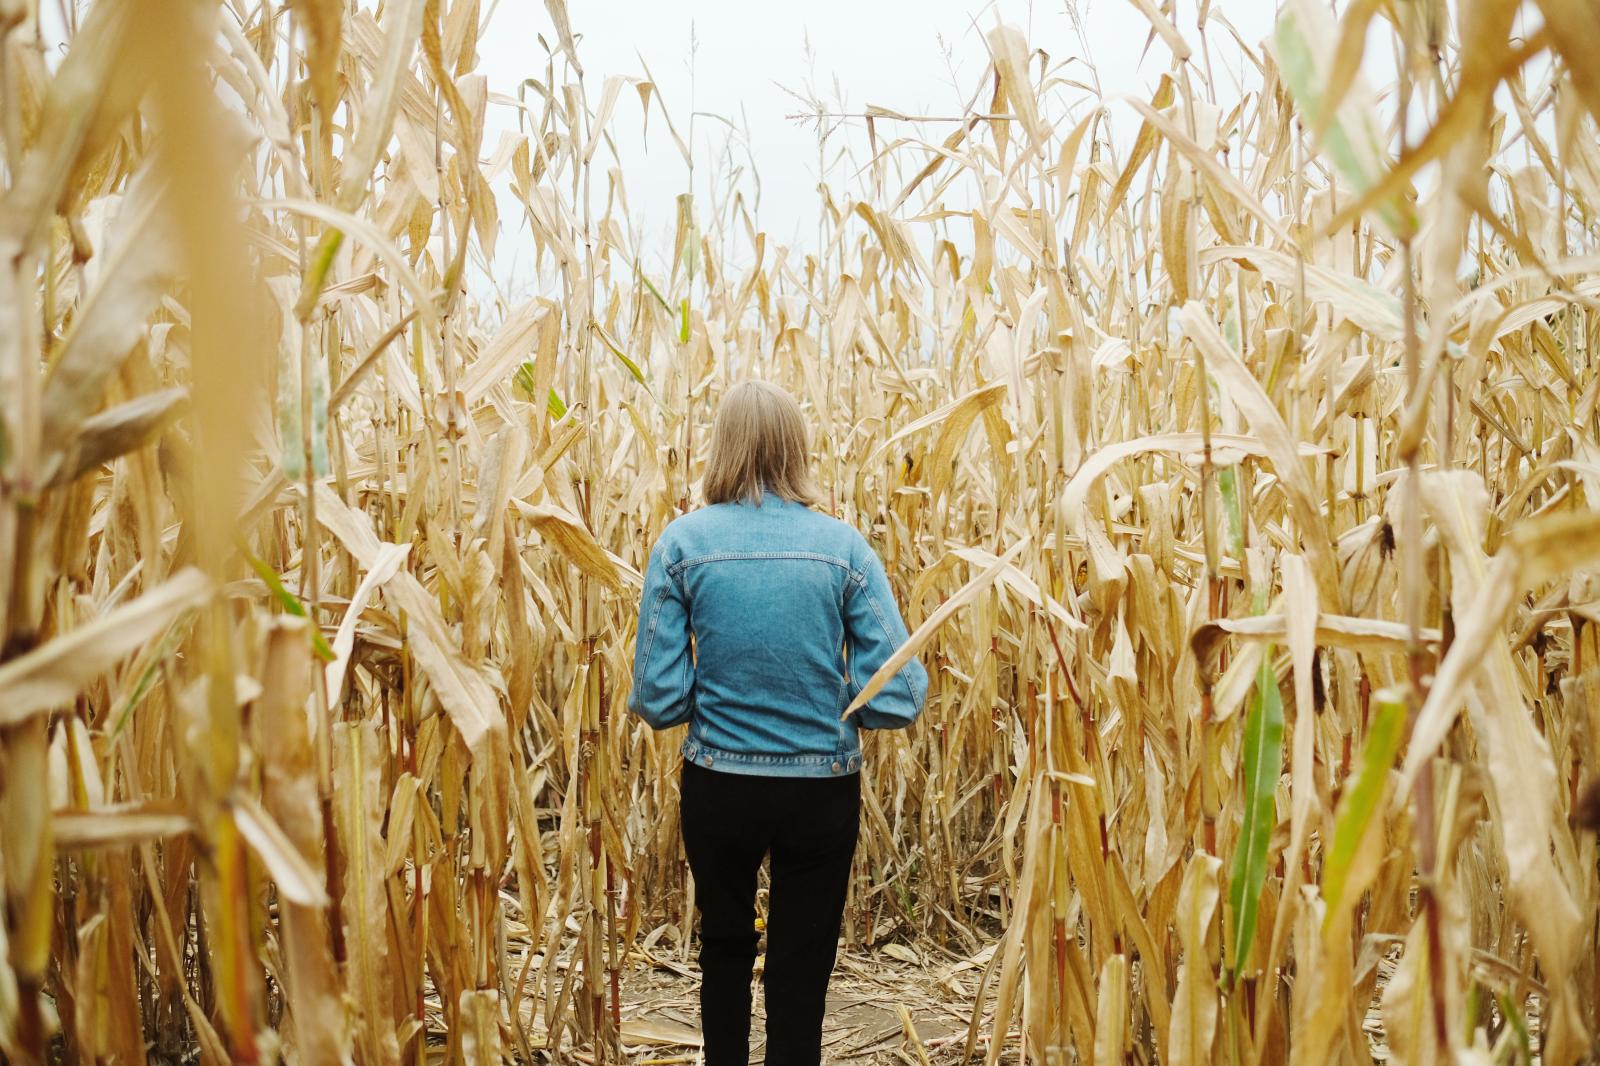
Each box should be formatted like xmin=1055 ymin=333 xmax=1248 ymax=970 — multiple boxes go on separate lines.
xmin=627 ymin=489 xmax=928 ymax=776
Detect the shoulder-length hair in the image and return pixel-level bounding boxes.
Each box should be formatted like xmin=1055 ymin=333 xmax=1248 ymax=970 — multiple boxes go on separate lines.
xmin=701 ymin=380 xmax=824 ymax=507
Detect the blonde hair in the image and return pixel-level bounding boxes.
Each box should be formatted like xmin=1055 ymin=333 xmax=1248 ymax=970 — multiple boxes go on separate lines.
xmin=701 ymin=380 xmax=823 ymax=507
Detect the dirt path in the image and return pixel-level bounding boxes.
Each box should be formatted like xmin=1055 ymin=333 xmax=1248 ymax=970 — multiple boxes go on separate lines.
xmin=597 ymin=943 xmax=998 ymax=1064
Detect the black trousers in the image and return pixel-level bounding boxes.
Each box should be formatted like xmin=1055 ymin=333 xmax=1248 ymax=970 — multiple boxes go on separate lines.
xmin=680 ymin=761 xmax=861 ymax=1066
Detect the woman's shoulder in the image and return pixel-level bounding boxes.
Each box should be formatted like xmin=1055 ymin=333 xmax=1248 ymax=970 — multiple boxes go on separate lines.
xmin=813 ymin=508 xmax=870 ymax=544
xmin=657 ymin=499 xmax=869 ymax=563
xmin=651 ymin=501 xmax=745 ymax=551
xmin=790 ymin=506 xmax=875 ymax=565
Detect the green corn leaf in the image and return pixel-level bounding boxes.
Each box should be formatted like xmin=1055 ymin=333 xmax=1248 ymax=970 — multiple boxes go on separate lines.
xmin=310 ymin=349 xmax=329 ymax=478
xmin=593 ymin=323 xmax=677 ymax=417
xmin=242 ymin=547 xmax=336 ymax=662
xmin=275 ymin=337 xmax=330 ymax=480
xmin=513 ymin=359 xmax=538 ymax=399
xmin=277 ymin=347 xmax=304 ymax=482
xmin=512 ymin=365 xmax=584 ymax=420
xmin=592 ymin=322 xmax=651 ymax=390
xmin=1321 ymin=688 xmax=1406 ymax=922
xmin=679 ymin=297 xmax=691 ymax=345
xmin=1217 ymin=466 xmax=1245 ymax=558
xmin=109 ymin=623 xmax=189 ymax=741
xmin=1222 ymin=290 xmax=1242 ymax=351
xmin=293 ymin=228 xmax=345 ymax=322
xmin=1496 ymin=990 xmax=1534 ymax=1066
xmin=1228 ymin=650 xmax=1284 ymax=979
xmin=639 ymin=272 xmax=674 ymax=314
xmin=677 ymin=193 xmax=700 ymax=281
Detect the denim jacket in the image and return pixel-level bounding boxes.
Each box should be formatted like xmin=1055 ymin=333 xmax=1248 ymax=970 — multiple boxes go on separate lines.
xmin=626 ymin=489 xmax=928 ymax=777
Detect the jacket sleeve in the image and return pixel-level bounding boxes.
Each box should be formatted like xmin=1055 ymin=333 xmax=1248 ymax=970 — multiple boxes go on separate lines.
xmin=844 ymin=540 xmax=928 ymax=730
xmin=627 ymin=540 xmax=696 ymax=729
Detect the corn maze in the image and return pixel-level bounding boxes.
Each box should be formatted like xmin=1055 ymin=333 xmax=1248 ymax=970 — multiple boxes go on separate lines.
xmin=1 ymin=0 xmax=1599 ymax=1062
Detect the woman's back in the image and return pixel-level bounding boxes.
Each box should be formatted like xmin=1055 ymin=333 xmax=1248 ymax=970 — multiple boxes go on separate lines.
xmin=630 ymin=488 xmax=926 ymax=775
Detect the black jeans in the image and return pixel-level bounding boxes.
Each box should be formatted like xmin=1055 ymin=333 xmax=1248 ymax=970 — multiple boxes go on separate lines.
xmin=680 ymin=761 xmax=861 ymax=1066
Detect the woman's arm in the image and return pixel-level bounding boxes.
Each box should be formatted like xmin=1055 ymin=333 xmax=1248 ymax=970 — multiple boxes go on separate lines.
xmin=844 ymin=541 xmax=928 ymax=729
xmin=627 ymin=540 xmax=696 ymax=729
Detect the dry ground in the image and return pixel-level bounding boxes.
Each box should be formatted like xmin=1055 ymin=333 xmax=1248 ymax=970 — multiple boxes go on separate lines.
xmin=466 ymin=939 xmax=1002 ymax=1064
xmin=603 ymin=944 xmax=990 ymax=1065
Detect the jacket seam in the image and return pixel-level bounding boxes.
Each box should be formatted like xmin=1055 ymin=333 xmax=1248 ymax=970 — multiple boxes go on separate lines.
xmin=675 ymin=645 xmax=693 ymax=715
xmin=634 ymin=582 xmax=671 ymax=702
xmin=669 ymin=550 xmax=852 ymax=577
xmin=634 ymin=545 xmax=695 ymax=725
xmin=682 ymin=738 xmax=862 ymax=765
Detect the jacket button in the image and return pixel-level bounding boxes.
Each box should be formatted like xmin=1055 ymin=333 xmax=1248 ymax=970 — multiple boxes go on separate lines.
xmin=831 ymin=761 xmax=841 ymax=773
xmin=704 ymin=755 xmax=713 ymax=767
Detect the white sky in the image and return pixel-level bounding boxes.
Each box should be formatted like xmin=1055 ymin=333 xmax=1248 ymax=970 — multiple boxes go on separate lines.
xmin=30 ymin=0 xmax=1413 ymax=292
xmin=474 ymin=0 xmax=1282 ymax=282
xmin=33 ymin=0 xmax=1561 ymax=294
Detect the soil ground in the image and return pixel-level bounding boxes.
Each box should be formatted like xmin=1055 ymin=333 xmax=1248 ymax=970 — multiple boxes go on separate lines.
xmin=568 ymin=942 xmax=998 ymax=1064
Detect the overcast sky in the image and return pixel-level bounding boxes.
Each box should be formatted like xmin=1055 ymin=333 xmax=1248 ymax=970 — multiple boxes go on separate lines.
xmin=474 ymin=0 xmax=1281 ymax=282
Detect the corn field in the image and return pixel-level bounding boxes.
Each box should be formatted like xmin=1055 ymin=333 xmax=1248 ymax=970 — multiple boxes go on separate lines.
xmin=2 ymin=0 xmax=1600 ymax=1061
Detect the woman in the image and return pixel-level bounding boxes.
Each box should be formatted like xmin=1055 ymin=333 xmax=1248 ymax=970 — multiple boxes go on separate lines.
xmin=627 ymin=379 xmax=927 ymax=1066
